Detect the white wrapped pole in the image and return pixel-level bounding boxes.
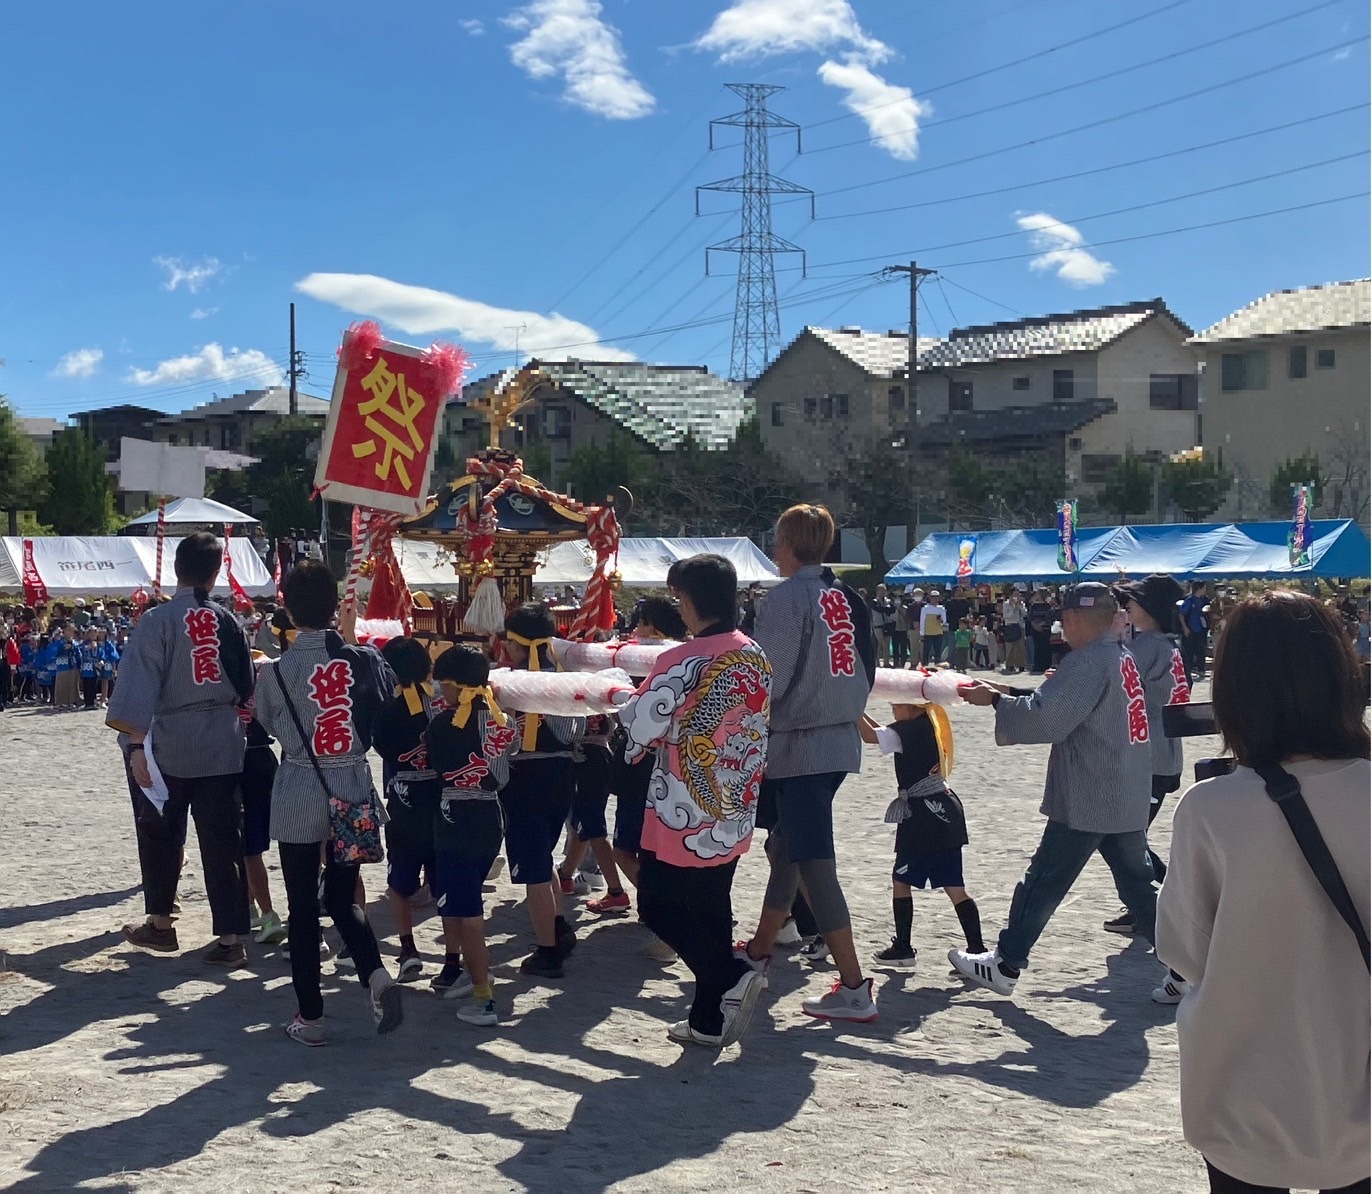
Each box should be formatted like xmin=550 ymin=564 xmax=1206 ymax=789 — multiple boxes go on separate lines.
xmin=551 ymin=637 xmax=680 ymax=678
xmin=488 ymin=667 xmax=637 ymax=716
xmin=870 ymin=667 xmax=972 ymax=706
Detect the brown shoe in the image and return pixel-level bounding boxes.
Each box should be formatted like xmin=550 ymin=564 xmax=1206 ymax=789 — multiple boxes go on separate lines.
xmin=203 ymin=941 xmax=248 ymax=968
xmin=122 ymin=922 xmax=179 ymax=953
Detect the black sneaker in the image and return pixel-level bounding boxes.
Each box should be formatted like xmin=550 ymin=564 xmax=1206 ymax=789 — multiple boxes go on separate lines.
xmin=430 ymin=961 xmax=473 ymax=998
xmin=396 ymin=945 xmax=424 ymax=983
xmin=871 ymin=940 xmax=919 ymax=970
xmin=520 ymin=948 xmax=564 ymax=980
xmin=555 ymin=920 xmax=577 ymax=960
xmin=203 ymin=940 xmax=248 ymax=968
xmin=1103 ymin=910 xmax=1136 ymax=935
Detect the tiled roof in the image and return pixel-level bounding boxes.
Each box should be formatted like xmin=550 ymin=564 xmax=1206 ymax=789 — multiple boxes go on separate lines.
xmin=921 ymin=300 xmax=1187 ymax=369
xmin=156 ymin=386 xmax=329 ymax=423
xmin=475 ymin=361 xmax=749 ymax=451
xmin=918 ymin=399 xmax=1117 ymax=446
xmin=807 ymin=327 xmax=943 ymax=377
xmin=1190 ymin=279 xmax=1371 ymax=344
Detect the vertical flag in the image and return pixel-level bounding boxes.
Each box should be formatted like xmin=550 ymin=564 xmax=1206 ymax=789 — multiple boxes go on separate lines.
xmin=955 ymin=535 xmax=976 ymax=582
xmin=1288 ymin=481 xmax=1314 ymax=568
xmin=1056 ymin=500 xmax=1079 ymax=572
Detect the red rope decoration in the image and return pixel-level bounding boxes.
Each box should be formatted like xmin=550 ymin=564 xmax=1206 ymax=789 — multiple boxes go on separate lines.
xmin=363 ymin=512 xmax=413 ymax=632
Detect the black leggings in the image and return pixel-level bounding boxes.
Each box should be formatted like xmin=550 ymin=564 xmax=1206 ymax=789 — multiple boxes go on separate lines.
xmin=1206 ymin=1159 xmax=1369 ymax=1194
xmin=278 ymin=841 xmax=385 ymax=1021
xmin=82 ymin=676 xmax=99 ymax=709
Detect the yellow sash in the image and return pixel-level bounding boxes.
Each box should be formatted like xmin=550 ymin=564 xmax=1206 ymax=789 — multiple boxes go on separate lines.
xmin=396 ymin=680 xmax=433 ymax=717
xmin=450 ymin=684 xmax=507 ymax=730
xmin=505 ymin=631 xmax=554 ymax=751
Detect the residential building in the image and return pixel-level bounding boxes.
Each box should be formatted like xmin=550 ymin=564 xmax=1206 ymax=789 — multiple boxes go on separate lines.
xmin=151 ymin=386 xmax=329 ymax=452
xmin=1191 ymin=279 xmax=1370 ymax=523
xmin=70 ymin=404 xmax=163 ymax=461
xmin=17 ymin=417 xmax=65 ymax=457
xmin=443 ymin=360 xmax=751 ymax=496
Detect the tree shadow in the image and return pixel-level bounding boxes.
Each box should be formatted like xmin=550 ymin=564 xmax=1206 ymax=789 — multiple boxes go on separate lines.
xmin=0 ymin=886 xmax=142 ymax=932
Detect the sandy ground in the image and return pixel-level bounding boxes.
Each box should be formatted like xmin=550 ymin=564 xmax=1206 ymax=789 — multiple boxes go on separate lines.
xmin=0 ymin=682 xmax=1224 ymax=1193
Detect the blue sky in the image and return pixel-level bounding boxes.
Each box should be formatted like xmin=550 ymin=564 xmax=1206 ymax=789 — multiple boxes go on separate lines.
xmin=3 ymin=0 xmax=1367 ymax=419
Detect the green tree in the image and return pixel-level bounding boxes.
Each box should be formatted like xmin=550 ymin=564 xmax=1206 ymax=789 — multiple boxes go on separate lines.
xmin=209 ymin=416 xmax=321 ymax=536
xmin=843 ymin=436 xmax=914 ymax=575
xmin=38 ymin=428 xmax=114 ymax=534
xmin=945 ymin=444 xmax=993 ymax=519
xmin=520 ymin=440 xmax=553 ymax=485
xmin=1162 ymin=453 xmax=1233 ymax=522
xmin=1099 ymin=449 xmax=1155 ymax=523
xmin=1000 ymin=457 xmax=1068 ymax=527
xmin=1269 ymin=452 xmax=1325 ymax=517
xmin=0 ymin=397 xmax=48 ymax=534
xmin=565 ymin=428 xmax=646 ymax=504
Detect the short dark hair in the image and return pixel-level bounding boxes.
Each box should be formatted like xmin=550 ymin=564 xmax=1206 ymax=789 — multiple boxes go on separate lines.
xmin=1213 ymin=591 xmax=1370 ymax=768
xmin=667 ymin=554 xmax=738 ymax=628
xmin=283 ymin=561 xmax=338 ymax=630
xmin=637 ymin=595 xmax=687 ymax=640
xmin=433 ymin=644 xmax=490 ymax=687
xmin=505 ymin=602 xmax=557 ymax=641
xmin=174 ymin=532 xmax=223 ymax=588
xmin=382 ymin=636 xmax=432 ymax=686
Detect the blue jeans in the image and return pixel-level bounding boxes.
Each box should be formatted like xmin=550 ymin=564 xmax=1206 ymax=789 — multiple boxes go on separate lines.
xmin=921 ymin=633 xmax=945 ymax=665
xmin=998 ymin=819 xmax=1156 ymax=969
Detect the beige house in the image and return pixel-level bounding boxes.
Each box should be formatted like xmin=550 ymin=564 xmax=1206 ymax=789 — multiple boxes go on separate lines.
xmin=152 ymin=386 xmax=329 ymax=452
xmin=1191 ymin=279 xmax=1370 ymax=522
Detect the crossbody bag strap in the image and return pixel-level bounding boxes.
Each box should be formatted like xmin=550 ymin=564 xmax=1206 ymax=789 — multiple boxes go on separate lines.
xmin=271 ymin=665 xmax=335 ymax=802
xmin=1254 ymin=761 xmax=1370 ymax=970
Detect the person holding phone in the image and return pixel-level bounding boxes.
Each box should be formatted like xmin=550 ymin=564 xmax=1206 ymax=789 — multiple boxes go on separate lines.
xmin=1156 ymin=591 xmax=1369 ymax=1194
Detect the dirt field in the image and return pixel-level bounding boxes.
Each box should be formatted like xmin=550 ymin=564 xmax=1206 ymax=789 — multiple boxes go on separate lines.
xmin=0 ymin=685 xmax=1222 ymax=1193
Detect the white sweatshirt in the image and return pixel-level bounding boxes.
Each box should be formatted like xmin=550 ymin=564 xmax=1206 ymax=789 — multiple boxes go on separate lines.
xmin=1157 ymin=758 xmax=1370 ymax=1189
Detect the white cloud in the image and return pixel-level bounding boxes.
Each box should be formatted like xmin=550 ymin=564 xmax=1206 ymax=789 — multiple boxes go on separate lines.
xmin=818 ymin=57 xmax=928 ymax=160
xmin=154 ymin=255 xmax=223 ymax=293
xmin=461 ymin=18 xmax=485 ymax=35
xmin=1016 ymin=213 xmax=1115 ymax=287
xmin=294 ymin=272 xmax=637 ymax=361
xmin=696 ymin=0 xmax=887 ymax=63
xmin=189 ymin=307 xmax=219 ymax=320
xmin=52 ymin=347 xmax=104 ymax=379
xmin=127 ymin=343 xmax=284 ymax=387
xmin=504 ymin=0 xmax=655 ymax=120
xmin=1333 ymin=46 xmax=1351 ymax=60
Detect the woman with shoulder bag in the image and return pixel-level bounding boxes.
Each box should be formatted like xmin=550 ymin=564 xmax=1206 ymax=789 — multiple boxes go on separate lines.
xmin=254 ymin=561 xmax=404 ymax=1047
xmin=1157 ymin=591 xmax=1370 ymax=1194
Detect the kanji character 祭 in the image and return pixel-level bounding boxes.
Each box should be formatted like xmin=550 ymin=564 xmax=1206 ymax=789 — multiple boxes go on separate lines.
xmin=351 ymin=355 xmax=427 ymax=493
xmin=818 ymin=588 xmax=857 ymax=678
xmin=1119 ymin=653 xmax=1150 ymax=745
xmin=307 ymin=659 xmax=355 ymax=755
xmin=184 ymin=608 xmax=223 ymax=685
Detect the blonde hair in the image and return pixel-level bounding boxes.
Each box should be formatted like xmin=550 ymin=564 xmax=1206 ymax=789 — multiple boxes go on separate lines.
xmin=775 ymin=503 xmax=835 ymax=565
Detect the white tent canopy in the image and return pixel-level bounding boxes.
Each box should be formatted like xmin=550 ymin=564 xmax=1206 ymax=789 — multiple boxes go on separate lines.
xmin=0 ymin=536 xmax=274 ymax=598
xmin=124 ymin=496 xmax=259 ymax=529
xmin=385 ymin=536 xmax=780 ymax=595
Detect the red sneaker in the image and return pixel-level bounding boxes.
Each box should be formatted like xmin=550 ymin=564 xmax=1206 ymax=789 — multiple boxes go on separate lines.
xmin=587 ymin=891 xmax=631 ymax=914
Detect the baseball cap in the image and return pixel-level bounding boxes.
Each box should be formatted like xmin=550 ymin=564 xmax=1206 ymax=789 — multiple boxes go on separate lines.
xmin=1060 ymin=582 xmax=1118 ymax=613
xmin=76 ymin=598 xmax=86 ymax=606
xmin=929 ymin=590 xmax=941 ymax=600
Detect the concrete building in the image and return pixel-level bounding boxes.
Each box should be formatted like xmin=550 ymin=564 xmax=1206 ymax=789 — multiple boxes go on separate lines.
xmin=1191 ymin=279 xmax=1370 ymax=523
xmin=17 ymin=417 xmax=65 ymax=457
xmin=151 ymin=386 xmax=329 ymax=452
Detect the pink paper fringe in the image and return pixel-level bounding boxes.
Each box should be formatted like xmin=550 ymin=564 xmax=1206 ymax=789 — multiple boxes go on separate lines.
xmin=338 ymin=320 xmax=385 ymax=373
xmin=423 ymin=340 xmax=470 ymax=399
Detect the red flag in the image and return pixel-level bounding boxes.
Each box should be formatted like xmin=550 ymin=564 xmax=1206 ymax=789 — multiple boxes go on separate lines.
xmin=20 ymin=539 xmax=47 ymax=607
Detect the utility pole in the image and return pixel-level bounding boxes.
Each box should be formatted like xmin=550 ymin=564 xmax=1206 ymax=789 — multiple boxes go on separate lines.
xmin=698 ymin=84 xmax=814 ymax=383
xmin=882 ymin=261 xmax=935 ymax=548
xmin=288 ymin=301 xmax=299 ymax=416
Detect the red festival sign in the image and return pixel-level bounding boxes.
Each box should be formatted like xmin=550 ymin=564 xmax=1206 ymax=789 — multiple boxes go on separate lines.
xmin=20 ymin=539 xmax=47 ymax=607
xmin=314 ymin=322 xmax=468 ymax=516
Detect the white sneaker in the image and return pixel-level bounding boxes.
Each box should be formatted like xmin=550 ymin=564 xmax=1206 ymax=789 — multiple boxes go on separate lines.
xmin=801 ymin=977 xmax=879 ymax=1023
xmin=575 ymin=866 xmax=606 ymax=892
xmin=1151 ymin=972 xmax=1189 ymax=1004
xmin=368 ymin=975 xmax=405 ymax=1034
xmin=456 ymin=997 xmax=498 ymax=1027
xmin=733 ymin=941 xmax=771 ymax=991
xmin=719 ymin=969 xmax=766 ymax=1046
xmin=643 ymin=934 xmax=678 ymax=962
xmin=667 ymin=1019 xmax=723 ymax=1047
xmin=774 ymin=918 xmax=803 ymax=947
xmin=948 ymin=947 xmax=1018 ymax=996
xmin=798 ymin=935 xmax=830 ymax=963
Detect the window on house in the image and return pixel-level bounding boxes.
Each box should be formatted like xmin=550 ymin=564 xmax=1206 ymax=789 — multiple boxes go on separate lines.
xmin=1288 ymin=346 xmax=1308 ymax=379
xmin=1012 ymin=375 xmax=1031 ymax=391
xmin=949 ymin=381 xmax=973 ymax=413
xmin=820 ymin=394 xmax=833 ymax=419
xmin=1081 ymin=453 xmax=1122 ymax=484
xmin=804 ymin=396 xmax=817 ymax=419
xmin=1053 ymin=369 xmax=1074 ymax=401
xmin=834 ymin=393 xmax=850 ymax=418
xmin=1220 ymin=350 xmax=1268 ymax=391
xmin=545 ymin=407 xmax=572 ymax=439
xmin=1149 ymin=373 xmax=1199 ymax=410
xmin=1317 ymin=348 xmax=1336 ymax=369
xmin=888 ymin=385 xmax=905 ymax=412
xmin=770 ymin=402 xmax=784 ymax=427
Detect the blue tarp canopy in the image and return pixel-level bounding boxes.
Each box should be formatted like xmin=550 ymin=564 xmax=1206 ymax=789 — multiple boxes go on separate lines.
xmin=885 ymin=520 xmax=1371 ymax=585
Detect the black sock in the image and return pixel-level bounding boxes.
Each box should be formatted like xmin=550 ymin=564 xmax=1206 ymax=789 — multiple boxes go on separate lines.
xmin=892 ymin=895 xmax=913 ymax=949
xmin=954 ymin=897 xmax=984 ymax=953
xmin=400 ymin=933 xmax=415 ymax=951
xmin=606 ymin=887 xmax=624 ymax=897
xmin=445 ymin=951 xmax=461 ymax=967
xmin=998 ymin=959 xmax=1021 ymax=978
xmin=554 ymin=915 xmax=572 ymax=935
xmin=537 ymin=943 xmax=561 ymax=960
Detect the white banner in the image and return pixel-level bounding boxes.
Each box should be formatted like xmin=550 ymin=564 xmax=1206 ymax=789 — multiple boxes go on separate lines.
xmin=0 ymin=536 xmax=273 ymax=598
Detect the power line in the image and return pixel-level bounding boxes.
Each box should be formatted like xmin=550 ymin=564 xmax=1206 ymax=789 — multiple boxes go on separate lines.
xmin=814 ymin=35 xmax=1368 ymax=201
xmin=937 ymin=275 xmax=1022 ymax=317
xmin=815 ymin=102 xmax=1367 ymax=221
xmin=804 ymin=0 xmax=1351 ymax=158
xmin=935 ymin=276 xmax=962 ymax=325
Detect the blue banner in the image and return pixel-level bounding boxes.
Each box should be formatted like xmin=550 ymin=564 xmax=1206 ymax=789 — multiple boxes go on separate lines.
xmin=1056 ymin=500 xmax=1079 ymax=572
xmin=1289 ymin=482 xmax=1314 ymax=568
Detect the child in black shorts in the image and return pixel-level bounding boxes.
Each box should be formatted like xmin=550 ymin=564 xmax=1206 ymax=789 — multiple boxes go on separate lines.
xmin=500 ymin=604 xmax=584 ymax=981
xmin=240 ymin=657 xmax=284 ymax=945
xmin=861 ymin=703 xmax=984 ymax=968
xmin=373 ymin=637 xmax=443 ymax=984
